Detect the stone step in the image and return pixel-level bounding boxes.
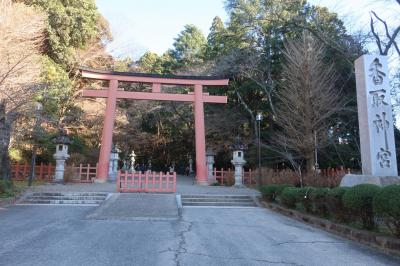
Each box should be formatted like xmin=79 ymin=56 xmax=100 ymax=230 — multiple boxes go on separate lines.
xmin=31 ymin=192 xmax=108 ymax=197
xmin=182 ymin=201 xmax=256 ymax=207
xmin=181 ymin=198 xmax=253 ymax=202
xmin=18 ymin=199 xmax=104 ymax=205
xmin=27 ymin=196 xmax=107 ymax=201
xmin=181 ymin=195 xmax=251 ymax=199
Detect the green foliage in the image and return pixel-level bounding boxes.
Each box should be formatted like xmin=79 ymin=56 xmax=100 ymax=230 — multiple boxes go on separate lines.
xmin=0 ymin=179 xmax=14 ymax=198
xmin=343 ymin=184 xmax=381 ymax=230
xmin=260 ymin=184 xmax=293 ymax=202
xmin=373 ymin=185 xmax=400 ymax=237
xmin=326 ymin=187 xmax=350 ymax=222
xmin=309 ymin=187 xmax=330 ymax=215
xmin=170 ymin=24 xmax=206 ymax=67
xmin=280 ymin=187 xmax=299 ymax=208
xmin=295 ymin=187 xmax=316 ymax=212
xmin=24 ymin=0 xmax=100 ymax=67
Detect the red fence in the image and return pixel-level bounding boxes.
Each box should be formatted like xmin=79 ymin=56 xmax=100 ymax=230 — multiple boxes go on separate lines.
xmin=117 ymin=171 xmax=176 ymax=193
xmin=12 ymin=162 xmax=55 ymax=181
xmin=11 ymin=162 xmax=97 ymax=183
xmin=213 ymin=168 xmax=253 ymax=186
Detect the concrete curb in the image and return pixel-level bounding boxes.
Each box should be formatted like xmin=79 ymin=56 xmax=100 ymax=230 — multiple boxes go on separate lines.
xmin=261 ymin=201 xmax=400 ymax=258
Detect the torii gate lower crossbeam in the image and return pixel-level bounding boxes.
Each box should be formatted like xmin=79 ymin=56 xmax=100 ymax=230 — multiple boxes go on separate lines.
xmin=80 ymin=68 xmax=229 ymax=185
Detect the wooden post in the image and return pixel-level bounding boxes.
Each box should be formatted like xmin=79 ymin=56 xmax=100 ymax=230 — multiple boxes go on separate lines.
xmin=23 ymin=162 xmax=28 ymax=179
xmin=173 ymin=172 xmax=177 ymax=192
xmin=117 ymin=171 xmax=121 ymax=192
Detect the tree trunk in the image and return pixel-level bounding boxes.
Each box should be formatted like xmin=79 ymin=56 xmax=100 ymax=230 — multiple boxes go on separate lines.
xmin=305 ymin=150 xmax=315 ymax=175
xmin=0 ymin=101 xmax=13 ymax=180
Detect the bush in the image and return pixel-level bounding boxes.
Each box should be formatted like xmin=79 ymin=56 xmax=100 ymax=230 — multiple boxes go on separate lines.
xmin=373 ymin=184 xmax=400 ymax=238
xmin=259 ymin=184 xmax=293 ymax=202
xmin=326 ymin=187 xmax=350 ymax=222
xmin=343 ymin=184 xmax=381 ymax=230
xmin=259 ymin=185 xmax=278 ymax=202
xmin=0 ymin=179 xmax=14 ymax=198
xmin=309 ymin=188 xmax=330 ymax=215
xmin=280 ymin=187 xmax=299 ymax=208
xmin=296 ymin=187 xmax=316 ymax=213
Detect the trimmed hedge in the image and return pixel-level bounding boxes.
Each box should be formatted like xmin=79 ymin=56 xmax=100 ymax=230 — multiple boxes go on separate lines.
xmin=0 ymin=179 xmax=14 ymax=198
xmin=343 ymin=184 xmax=381 ymax=230
xmin=259 ymin=184 xmax=293 ymax=202
xmin=326 ymin=187 xmax=349 ymax=222
xmin=309 ymin=188 xmax=330 ymax=215
xmin=280 ymin=187 xmax=299 ymax=208
xmin=374 ymin=184 xmax=400 ymax=237
xmin=296 ymin=187 xmax=316 ymax=212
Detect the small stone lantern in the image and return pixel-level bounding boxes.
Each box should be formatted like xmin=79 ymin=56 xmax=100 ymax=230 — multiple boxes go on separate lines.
xmin=52 ymin=128 xmax=72 ymax=182
xmin=108 ymin=145 xmax=119 ymax=181
xmin=231 ymin=136 xmax=247 ymax=187
xmin=206 ymin=148 xmax=216 ymax=184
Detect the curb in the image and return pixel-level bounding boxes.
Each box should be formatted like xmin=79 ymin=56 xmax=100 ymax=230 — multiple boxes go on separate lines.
xmin=261 ymin=201 xmax=400 ymax=258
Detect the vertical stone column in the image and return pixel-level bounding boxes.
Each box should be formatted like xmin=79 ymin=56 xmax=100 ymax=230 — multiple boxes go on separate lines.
xmin=341 ymin=55 xmax=400 ymax=186
xmin=108 ymin=145 xmax=119 ymax=181
xmin=194 ymin=84 xmax=207 ymax=185
xmin=206 ymin=149 xmax=216 ymax=184
xmin=231 ymin=150 xmax=246 ymax=187
xmin=356 ymin=55 xmax=397 ymax=176
xmin=53 ymin=144 xmax=69 ymax=182
xmin=97 ymin=79 xmax=118 ymax=182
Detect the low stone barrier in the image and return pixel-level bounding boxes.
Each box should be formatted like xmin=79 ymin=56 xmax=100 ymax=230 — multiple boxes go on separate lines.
xmin=262 ymin=201 xmax=400 ymax=257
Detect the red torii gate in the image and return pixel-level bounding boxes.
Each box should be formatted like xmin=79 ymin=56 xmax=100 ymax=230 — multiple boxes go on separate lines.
xmin=80 ymin=68 xmax=229 ymax=185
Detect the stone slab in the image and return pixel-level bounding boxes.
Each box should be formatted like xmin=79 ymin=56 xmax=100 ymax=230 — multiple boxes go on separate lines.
xmin=340 ymin=174 xmax=400 ymax=187
xmin=87 ymin=193 xmax=179 ymax=220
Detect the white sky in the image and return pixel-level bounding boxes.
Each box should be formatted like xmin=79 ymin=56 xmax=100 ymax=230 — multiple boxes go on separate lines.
xmin=96 ymin=0 xmax=400 ymax=60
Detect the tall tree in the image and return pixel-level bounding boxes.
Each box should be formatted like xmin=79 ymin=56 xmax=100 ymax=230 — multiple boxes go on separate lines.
xmin=0 ymin=0 xmax=45 ymax=179
xmin=273 ymin=32 xmax=345 ymax=174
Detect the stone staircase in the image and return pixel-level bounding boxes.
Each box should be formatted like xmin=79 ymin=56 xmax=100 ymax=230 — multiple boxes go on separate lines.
xmin=17 ymin=192 xmax=109 ymax=206
xmin=181 ymin=195 xmax=257 ymax=207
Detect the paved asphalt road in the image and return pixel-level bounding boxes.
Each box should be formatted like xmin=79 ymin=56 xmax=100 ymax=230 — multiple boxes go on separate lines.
xmin=0 ymin=202 xmax=399 ymax=266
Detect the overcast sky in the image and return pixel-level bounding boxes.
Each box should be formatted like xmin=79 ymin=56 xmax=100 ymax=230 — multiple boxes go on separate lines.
xmin=96 ymin=0 xmax=400 ymax=60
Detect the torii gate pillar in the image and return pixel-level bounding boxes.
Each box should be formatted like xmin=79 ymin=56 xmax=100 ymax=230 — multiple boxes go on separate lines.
xmin=194 ymin=84 xmax=207 ymax=185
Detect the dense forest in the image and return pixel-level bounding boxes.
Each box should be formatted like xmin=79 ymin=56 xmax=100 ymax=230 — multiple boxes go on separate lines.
xmin=1 ymin=0 xmax=399 ymax=178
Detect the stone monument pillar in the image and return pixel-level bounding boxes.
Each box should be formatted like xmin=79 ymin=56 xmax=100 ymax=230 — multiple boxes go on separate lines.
xmin=108 ymin=145 xmax=119 ymax=181
xmin=129 ymin=150 xmax=136 ymax=172
xmin=52 ymin=129 xmax=71 ymax=182
xmin=231 ymin=136 xmax=247 ymax=187
xmin=341 ymin=55 xmax=400 ymax=186
xmin=206 ymin=149 xmax=216 ymax=184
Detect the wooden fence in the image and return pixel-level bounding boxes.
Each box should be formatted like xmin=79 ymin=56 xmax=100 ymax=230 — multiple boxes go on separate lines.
xmin=117 ymin=171 xmax=176 ymax=193
xmin=11 ymin=162 xmax=98 ymax=183
xmin=213 ymin=168 xmax=254 ymax=186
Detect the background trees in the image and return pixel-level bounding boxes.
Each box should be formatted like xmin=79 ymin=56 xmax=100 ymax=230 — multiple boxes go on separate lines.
xmin=0 ymin=0 xmax=45 ymax=179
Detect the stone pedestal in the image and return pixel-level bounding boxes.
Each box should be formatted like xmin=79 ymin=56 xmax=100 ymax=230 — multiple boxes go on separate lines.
xmin=53 ymin=144 xmax=70 ymax=182
xmin=340 ymin=174 xmax=400 ymax=187
xmin=206 ymin=151 xmax=215 ymax=184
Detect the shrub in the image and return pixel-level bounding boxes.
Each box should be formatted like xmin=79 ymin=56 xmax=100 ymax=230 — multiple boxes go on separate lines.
xmin=326 ymin=187 xmax=350 ymax=222
xmin=373 ymin=184 xmax=400 ymax=238
xmin=259 ymin=185 xmax=278 ymax=202
xmin=259 ymin=184 xmax=293 ymax=202
xmin=296 ymin=187 xmax=316 ymax=213
xmin=0 ymin=179 xmax=14 ymax=198
xmin=343 ymin=184 xmax=381 ymax=230
xmin=280 ymin=187 xmax=299 ymax=208
xmin=309 ymin=187 xmax=330 ymax=215
xmin=275 ymin=184 xmax=293 ymax=197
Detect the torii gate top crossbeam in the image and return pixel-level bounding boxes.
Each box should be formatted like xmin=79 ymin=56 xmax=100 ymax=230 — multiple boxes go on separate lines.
xmin=80 ymin=67 xmax=229 ymax=86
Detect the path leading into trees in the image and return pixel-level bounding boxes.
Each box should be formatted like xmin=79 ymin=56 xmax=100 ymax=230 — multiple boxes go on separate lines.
xmin=1 ymin=176 xmax=399 ymax=265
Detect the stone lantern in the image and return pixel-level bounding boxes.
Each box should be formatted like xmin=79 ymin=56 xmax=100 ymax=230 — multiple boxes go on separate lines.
xmin=108 ymin=145 xmax=119 ymax=181
xmin=206 ymin=148 xmax=216 ymax=184
xmin=231 ymin=136 xmax=247 ymax=187
xmin=52 ymin=128 xmax=72 ymax=182
xmin=129 ymin=150 xmax=136 ymax=172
